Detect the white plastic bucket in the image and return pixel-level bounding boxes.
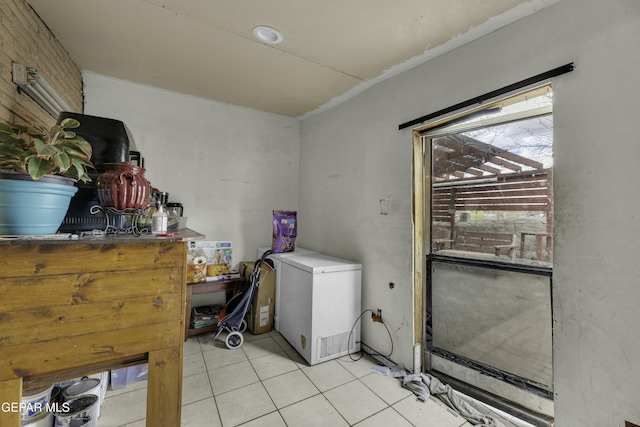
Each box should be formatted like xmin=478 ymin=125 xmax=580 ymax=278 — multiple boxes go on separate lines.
xmin=62 ymin=378 xmax=102 ymax=418
xmin=21 ymin=384 xmax=53 ymax=422
xmin=95 ymin=371 xmax=108 ymax=405
xmin=54 ymin=395 xmax=98 ymax=427
xmin=22 ymin=411 xmax=53 ymax=427
xmin=54 ymin=378 xmax=78 ymax=389
xmin=55 ymin=372 xmax=107 ymax=407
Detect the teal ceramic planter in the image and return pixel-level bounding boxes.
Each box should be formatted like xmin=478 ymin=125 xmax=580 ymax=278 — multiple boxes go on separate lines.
xmin=0 ymin=173 xmax=78 ymax=235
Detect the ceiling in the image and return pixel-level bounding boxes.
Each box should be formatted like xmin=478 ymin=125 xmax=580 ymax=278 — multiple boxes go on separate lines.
xmin=27 ymin=0 xmax=554 ymax=118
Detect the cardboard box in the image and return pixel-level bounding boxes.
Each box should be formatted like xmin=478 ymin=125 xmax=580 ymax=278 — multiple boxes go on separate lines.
xmin=239 ymin=261 xmax=275 ymax=334
xmin=188 ymin=240 xmax=232 ymax=280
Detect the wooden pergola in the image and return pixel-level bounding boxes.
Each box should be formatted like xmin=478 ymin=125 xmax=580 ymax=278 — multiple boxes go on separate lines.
xmin=432 ymin=135 xmax=553 ymax=261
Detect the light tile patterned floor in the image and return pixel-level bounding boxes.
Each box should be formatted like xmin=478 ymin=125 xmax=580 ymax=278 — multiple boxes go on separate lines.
xmin=98 ymin=331 xmax=477 ymax=427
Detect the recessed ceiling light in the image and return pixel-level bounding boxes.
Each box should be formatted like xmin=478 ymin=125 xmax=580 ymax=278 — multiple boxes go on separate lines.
xmin=252 ymin=25 xmax=283 ymax=44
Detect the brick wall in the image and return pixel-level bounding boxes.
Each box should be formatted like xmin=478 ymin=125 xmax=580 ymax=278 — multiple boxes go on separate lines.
xmin=0 ymin=0 xmax=82 ymax=124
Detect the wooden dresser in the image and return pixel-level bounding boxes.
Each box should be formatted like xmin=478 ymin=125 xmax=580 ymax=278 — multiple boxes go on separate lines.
xmin=0 ymin=230 xmax=201 ymax=426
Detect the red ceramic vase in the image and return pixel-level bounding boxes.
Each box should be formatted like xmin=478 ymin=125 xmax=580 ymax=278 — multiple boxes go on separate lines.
xmin=96 ymin=163 xmax=150 ymax=210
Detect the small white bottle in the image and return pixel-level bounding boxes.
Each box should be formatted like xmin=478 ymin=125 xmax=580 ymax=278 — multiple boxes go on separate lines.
xmin=151 ymin=202 xmax=168 ymax=235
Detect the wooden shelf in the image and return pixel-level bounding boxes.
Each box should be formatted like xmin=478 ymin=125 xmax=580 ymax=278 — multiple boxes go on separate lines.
xmin=187 ymin=325 xmax=218 ymax=336
xmin=185 ymin=278 xmax=244 ymax=340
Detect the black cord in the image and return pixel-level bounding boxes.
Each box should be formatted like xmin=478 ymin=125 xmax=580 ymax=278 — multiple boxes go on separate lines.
xmin=347 ymin=309 xmax=372 ymax=361
xmin=378 ymin=320 xmax=394 ymax=358
xmin=346 ymin=309 xmax=394 ymax=362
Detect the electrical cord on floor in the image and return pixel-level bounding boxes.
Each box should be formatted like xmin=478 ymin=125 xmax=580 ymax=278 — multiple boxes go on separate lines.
xmin=346 ymin=309 xmax=394 ymax=362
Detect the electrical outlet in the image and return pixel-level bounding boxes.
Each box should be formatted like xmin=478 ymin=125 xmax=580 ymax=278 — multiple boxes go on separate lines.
xmin=372 ymin=309 xmax=382 ymax=323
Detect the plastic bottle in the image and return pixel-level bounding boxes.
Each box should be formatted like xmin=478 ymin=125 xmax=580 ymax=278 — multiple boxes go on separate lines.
xmin=151 ymin=202 xmax=168 ymax=235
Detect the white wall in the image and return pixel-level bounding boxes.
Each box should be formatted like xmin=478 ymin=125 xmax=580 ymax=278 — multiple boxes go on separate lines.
xmin=299 ymin=0 xmax=640 ymax=425
xmin=83 ymin=71 xmax=300 ymax=265
xmin=80 ymin=0 xmax=640 ymax=423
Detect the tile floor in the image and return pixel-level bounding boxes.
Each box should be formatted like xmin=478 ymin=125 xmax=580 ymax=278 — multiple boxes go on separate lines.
xmin=98 ymin=331 xmax=489 ymax=426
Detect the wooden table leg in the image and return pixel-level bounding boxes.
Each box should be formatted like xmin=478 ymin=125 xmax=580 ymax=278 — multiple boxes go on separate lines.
xmin=0 ymin=377 xmax=23 ymax=427
xmin=546 ymin=235 xmax=553 ymax=261
xmin=147 ymin=347 xmax=183 ymax=427
xmin=535 ymin=234 xmax=544 ymax=261
xmin=185 ymin=285 xmax=193 ymax=341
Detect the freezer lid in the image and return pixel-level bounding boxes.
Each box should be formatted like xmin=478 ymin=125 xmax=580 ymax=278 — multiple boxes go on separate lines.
xmin=257 ymin=246 xmax=317 ymax=259
xmin=280 ymin=253 xmax=362 ymax=273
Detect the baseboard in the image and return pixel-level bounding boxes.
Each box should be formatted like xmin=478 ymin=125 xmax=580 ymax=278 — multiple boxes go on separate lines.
xmin=360 ymin=342 xmax=398 ymax=369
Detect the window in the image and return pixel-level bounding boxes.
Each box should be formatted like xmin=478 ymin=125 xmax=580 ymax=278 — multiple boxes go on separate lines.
xmin=425 ymin=87 xmax=553 ymax=267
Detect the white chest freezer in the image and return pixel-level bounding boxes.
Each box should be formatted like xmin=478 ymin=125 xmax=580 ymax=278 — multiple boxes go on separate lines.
xmin=257 ymin=246 xmax=317 ymax=332
xmin=278 ymin=253 xmax=362 ymax=365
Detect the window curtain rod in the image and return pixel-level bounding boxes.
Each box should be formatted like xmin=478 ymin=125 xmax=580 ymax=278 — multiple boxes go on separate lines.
xmin=398 ymin=62 xmax=574 ymax=131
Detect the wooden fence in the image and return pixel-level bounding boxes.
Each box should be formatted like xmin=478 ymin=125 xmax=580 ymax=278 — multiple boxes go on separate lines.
xmin=432 ymin=168 xmax=553 ymax=261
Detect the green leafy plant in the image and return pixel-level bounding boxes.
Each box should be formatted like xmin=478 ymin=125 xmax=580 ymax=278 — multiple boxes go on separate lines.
xmin=0 ymin=116 xmax=94 ymax=182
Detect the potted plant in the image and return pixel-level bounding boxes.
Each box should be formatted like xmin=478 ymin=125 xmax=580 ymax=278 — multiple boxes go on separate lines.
xmin=0 ymin=115 xmax=94 ymax=235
